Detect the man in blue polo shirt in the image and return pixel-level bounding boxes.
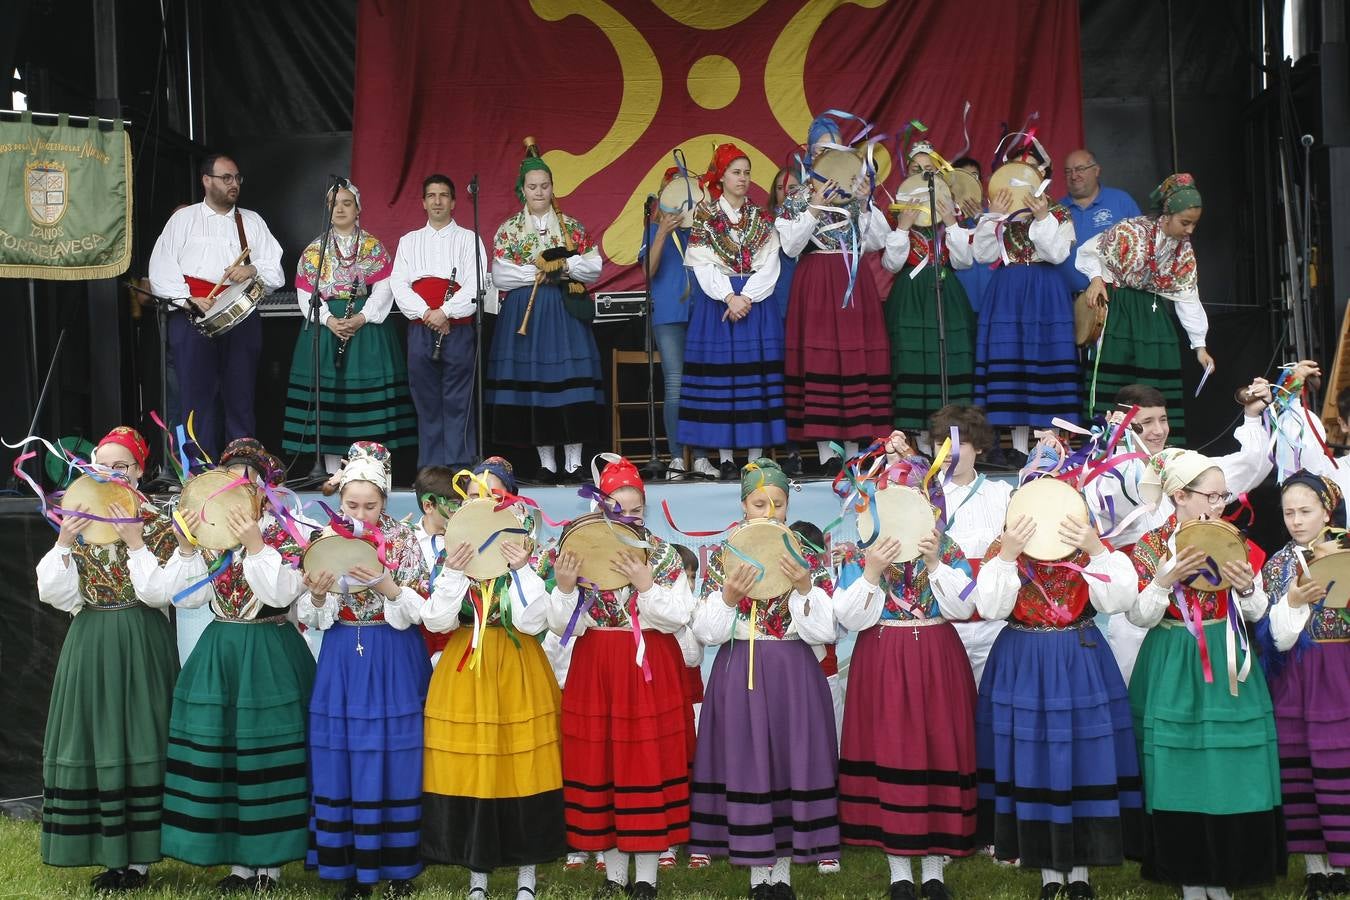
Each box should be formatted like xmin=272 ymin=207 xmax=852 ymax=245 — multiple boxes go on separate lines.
xmin=1056 ymin=148 xmax=1140 ymax=293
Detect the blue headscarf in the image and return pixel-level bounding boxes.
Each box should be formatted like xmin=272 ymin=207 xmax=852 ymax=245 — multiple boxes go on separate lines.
xmin=808 ymin=113 xmax=842 ymax=150
xmin=472 ymin=456 xmax=517 ymax=496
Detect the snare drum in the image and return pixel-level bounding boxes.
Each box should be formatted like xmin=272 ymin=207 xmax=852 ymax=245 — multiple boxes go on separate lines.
xmin=58 ymin=475 xmax=145 ymax=546
xmin=444 ymin=497 xmax=534 ymax=581
xmin=1005 ymin=477 xmax=1090 ymax=562
xmin=302 ymin=531 xmax=382 ymax=592
xmin=658 ymin=173 xmax=707 ymax=228
xmin=725 ymin=518 xmax=805 ymax=601
xmin=1304 ymin=549 xmax=1350 ymax=608
xmin=1174 ymin=518 xmax=1248 ymax=593
xmin=557 ymin=512 xmax=648 ymax=591
xmin=987 ymin=161 xmax=1047 ymax=217
xmin=811 ymin=148 xmax=866 ymax=204
xmin=889 ymin=173 xmax=953 ymax=228
xmin=179 ymin=468 xmax=261 ymax=551
xmin=196 ymin=277 xmax=265 ymax=338
xmin=855 ymin=484 xmax=937 ymax=563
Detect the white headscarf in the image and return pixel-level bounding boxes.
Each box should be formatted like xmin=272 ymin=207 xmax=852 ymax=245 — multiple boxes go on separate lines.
xmin=338 ymin=441 xmax=390 ymax=496
xmin=1139 ymin=447 xmax=1219 ymax=506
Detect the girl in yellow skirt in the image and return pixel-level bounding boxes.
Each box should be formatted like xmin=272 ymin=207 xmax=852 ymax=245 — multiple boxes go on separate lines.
xmin=420 ymin=457 xmax=565 ymax=900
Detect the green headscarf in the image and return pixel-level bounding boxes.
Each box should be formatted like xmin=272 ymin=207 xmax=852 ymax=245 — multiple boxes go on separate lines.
xmin=515 ymin=156 xmax=553 ymax=204
xmin=1149 ymin=172 xmax=1202 ymax=214
xmin=740 ymin=458 xmax=789 ymax=499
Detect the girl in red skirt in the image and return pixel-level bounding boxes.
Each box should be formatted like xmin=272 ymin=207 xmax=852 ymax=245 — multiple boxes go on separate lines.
xmin=834 ymin=435 xmax=977 ymax=900
xmin=544 ymin=457 xmax=697 ymax=899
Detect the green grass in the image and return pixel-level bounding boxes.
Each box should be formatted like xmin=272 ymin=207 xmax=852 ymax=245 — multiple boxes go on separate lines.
xmin=0 ymin=817 xmax=1313 ymax=899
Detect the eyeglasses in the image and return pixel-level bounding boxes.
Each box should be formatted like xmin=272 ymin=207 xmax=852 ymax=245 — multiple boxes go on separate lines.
xmin=1063 ymin=164 xmax=1098 ymax=177
xmin=105 ymin=462 xmax=134 ymax=474
xmin=206 ymin=173 xmax=244 ymax=185
xmin=1183 ymin=488 xmax=1234 ymax=506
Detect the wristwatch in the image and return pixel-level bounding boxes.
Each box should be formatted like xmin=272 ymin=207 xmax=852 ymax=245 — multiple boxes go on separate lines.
xmin=1236 ymin=583 xmax=1256 ymax=598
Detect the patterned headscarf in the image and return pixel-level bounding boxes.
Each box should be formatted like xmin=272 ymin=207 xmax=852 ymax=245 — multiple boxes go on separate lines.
xmin=330 ymin=178 xmax=361 ymax=211
xmin=1139 ymin=447 xmax=1219 ymax=506
xmin=701 ymin=143 xmax=749 ymax=201
xmin=885 ymin=453 xmax=946 ymax=512
xmin=339 ymin=440 xmax=391 ymax=495
xmin=1150 ymin=172 xmax=1202 ymax=214
xmin=1282 ymin=469 xmax=1346 ymax=529
xmin=908 ymin=140 xmax=937 ymax=161
xmin=515 ymin=156 xmax=552 ymax=205
xmin=473 ymin=456 xmax=517 ymax=496
xmin=741 ymin=457 xmax=789 ymax=499
xmin=219 ymin=437 xmax=284 ymax=487
xmin=96 ymin=426 xmax=149 ymax=470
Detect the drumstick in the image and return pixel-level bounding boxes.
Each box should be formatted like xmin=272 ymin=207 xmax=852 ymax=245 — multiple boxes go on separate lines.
xmin=205 ymin=249 xmax=252 ymax=303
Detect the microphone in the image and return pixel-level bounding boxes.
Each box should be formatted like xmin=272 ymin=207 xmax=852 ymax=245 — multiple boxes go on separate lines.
xmin=467 ymin=174 xmax=479 ymax=197
xmin=1301 ymin=134 xmax=1315 ymax=148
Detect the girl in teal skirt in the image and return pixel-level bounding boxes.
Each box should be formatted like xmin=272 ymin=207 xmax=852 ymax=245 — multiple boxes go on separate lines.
xmin=36 ymin=427 xmax=184 ymax=892
xmin=1128 ymin=448 xmax=1285 ymax=898
xmin=283 ymin=180 xmax=416 ymax=472
xmin=160 ymin=438 xmax=316 ymax=894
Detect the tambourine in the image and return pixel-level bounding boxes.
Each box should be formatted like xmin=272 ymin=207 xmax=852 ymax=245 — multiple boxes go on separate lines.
xmin=811 ymin=148 xmax=866 ymax=204
xmin=726 ymin=518 xmax=805 ymax=601
xmin=854 ymin=484 xmax=937 ymax=563
xmin=945 ymin=167 xmax=982 ymax=212
xmin=58 ymin=475 xmax=145 ymax=546
xmin=1300 ymin=548 xmax=1350 ymax=608
xmin=987 ymin=160 xmax=1047 ymax=217
xmin=1174 ymin=518 xmax=1247 ymax=593
xmin=1074 ymin=291 xmax=1107 ymax=346
xmin=1005 ymin=477 xmax=1091 ymax=561
xmin=557 ymin=511 xmax=648 ymax=591
xmin=302 ymin=531 xmax=382 ymax=592
xmin=889 ymin=173 xmax=953 ymax=228
xmin=658 ymin=173 xmax=706 ymax=228
xmin=179 ymin=468 xmax=261 ymax=551
xmin=444 ymin=497 xmax=534 ymax=581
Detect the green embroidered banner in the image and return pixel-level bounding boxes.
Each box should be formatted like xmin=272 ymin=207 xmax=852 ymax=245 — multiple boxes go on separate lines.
xmin=0 ymin=112 xmax=132 ymax=280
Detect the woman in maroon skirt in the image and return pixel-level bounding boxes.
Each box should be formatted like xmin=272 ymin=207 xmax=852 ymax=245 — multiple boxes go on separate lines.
xmin=775 ymin=111 xmax=892 ymax=474
xmin=545 ymin=457 xmax=697 ymax=899
xmin=834 ymin=438 xmax=977 ymax=900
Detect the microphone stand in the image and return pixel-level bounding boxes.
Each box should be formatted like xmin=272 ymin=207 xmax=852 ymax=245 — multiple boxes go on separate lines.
xmin=292 ymin=177 xmax=342 ymax=488
xmin=926 ymin=171 xmax=950 ymax=406
xmin=470 ymin=174 xmax=486 ymax=463
xmin=640 ymin=196 xmax=665 ymax=480
xmin=9 ymin=328 xmax=65 ymax=493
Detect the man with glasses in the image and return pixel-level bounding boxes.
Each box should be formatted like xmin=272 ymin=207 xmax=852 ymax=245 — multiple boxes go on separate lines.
xmin=1056 ymin=149 xmax=1140 ymax=294
xmin=149 ymin=154 xmax=284 ymax=457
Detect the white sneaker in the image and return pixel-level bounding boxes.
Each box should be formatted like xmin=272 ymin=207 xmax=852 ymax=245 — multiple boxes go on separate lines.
xmin=565 ymin=852 xmax=587 ymax=871
xmin=817 ymin=859 xmax=840 ymax=875
xmin=692 ymin=458 xmax=717 ymax=478
xmin=666 ymin=458 xmax=686 ymax=481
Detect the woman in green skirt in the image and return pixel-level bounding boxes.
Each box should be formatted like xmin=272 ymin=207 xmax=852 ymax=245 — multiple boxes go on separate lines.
xmin=36 ymin=427 xmax=184 ymax=891
xmin=881 ymin=141 xmax=977 ymax=434
xmin=160 ymin=438 xmax=316 ymax=894
xmin=1076 ymin=173 xmax=1214 ymax=442
xmin=283 ymin=179 xmax=416 ymax=473
xmin=1128 ymin=448 xmax=1285 ymax=898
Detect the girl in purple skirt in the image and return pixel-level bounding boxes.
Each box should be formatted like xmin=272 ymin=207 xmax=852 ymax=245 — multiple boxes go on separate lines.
xmin=688 ymin=458 xmax=839 ymax=900
xmin=1263 ymin=471 xmax=1350 ymax=900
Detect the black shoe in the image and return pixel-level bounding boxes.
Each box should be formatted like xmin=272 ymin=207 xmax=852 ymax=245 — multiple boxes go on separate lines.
xmin=1066 ymin=882 xmax=1094 ymax=900
xmin=593 ymin=880 xmax=629 ymax=899
xmin=1038 ymin=885 xmax=1064 ymax=900
xmin=217 ymin=874 xmax=254 ymax=895
xmin=336 ymin=880 xmax=373 ymax=899
xmin=532 ymin=466 xmax=558 ymax=485
xmin=254 ymin=875 xmax=279 ymax=894
xmin=383 ymin=879 xmax=414 ymax=899
xmin=1327 ymin=871 xmax=1349 ymax=896
xmin=1308 ymin=872 xmax=1333 ymax=899
xmin=782 ymin=453 xmax=803 ymax=477
xmin=718 ymin=460 xmax=738 ymax=481
xmin=920 ymin=880 xmax=950 ymax=900
xmin=559 ymin=466 xmax=583 ymax=484
xmin=91 ymin=869 xmax=126 ymax=892
xmin=772 ymin=885 xmax=796 ymax=900
xmin=629 ymin=882 xmax=657 ymax=900
xmin=748 ymin=885 xmax=776 ymax=900
xmin=467 ymin=888 xmax=488 ymax=900
xmin=889 ymin=882 xmax=918 ymax=900
xmin=820 ymin=458 xmax=843 ymax=477
xmin=120 ymin=870 xmax=148 ymax=891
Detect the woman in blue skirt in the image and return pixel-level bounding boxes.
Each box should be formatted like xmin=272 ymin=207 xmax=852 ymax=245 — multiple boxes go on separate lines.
xmin=297 ymin=441 xmax=433 ymax=899
xmin=972 ymin=140 xmax=1080 ymax=450
xmin=677 ymin=143 xmax=784 ymax=480
xmin=975 ymin=466 xmax=1142 ymax=900
xmin=486 ymin=149 xmax=604 ymax=483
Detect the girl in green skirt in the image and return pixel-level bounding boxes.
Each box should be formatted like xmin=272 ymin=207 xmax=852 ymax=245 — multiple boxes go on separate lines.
xmin=283 ymin=180 xmax=416 ymax=472
xmin=36 ymin=427 xmax=184 ymax=892
xmin=160 ymin=438 xmax=316 ymax=894
xmin=1128 ymin=448 xmax=1286 ymax=898
xmin=1076 ymin=173 xmax=1214 ymax=441
xmin=881 ymin=142 xmax=977 ymax=433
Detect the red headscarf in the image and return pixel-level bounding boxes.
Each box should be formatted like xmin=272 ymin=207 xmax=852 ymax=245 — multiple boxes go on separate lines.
xmin=660 ymin=166 xmax=679 ymax=188
xmin=600 ymin=457 xmax=645 ymax=497
xmin=96 ymin=426 xmax=149 ymax=469
xmin=700 ymin=143 xmax=749 ymax=201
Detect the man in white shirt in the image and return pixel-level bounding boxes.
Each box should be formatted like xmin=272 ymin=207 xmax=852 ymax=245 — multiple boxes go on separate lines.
xmin=390 ymin=175 xmax=487 ymax=470
xmin=147 ymin=154 xmax=285 ymax=457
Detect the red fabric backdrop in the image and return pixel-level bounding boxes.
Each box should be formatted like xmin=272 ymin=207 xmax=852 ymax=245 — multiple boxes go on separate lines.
xmin=352 ymin=0 xmax=1082 ymax=293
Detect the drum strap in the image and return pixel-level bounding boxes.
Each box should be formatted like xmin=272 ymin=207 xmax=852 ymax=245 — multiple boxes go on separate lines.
xmin=233 ymin=210 xmax=251 ymax=264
